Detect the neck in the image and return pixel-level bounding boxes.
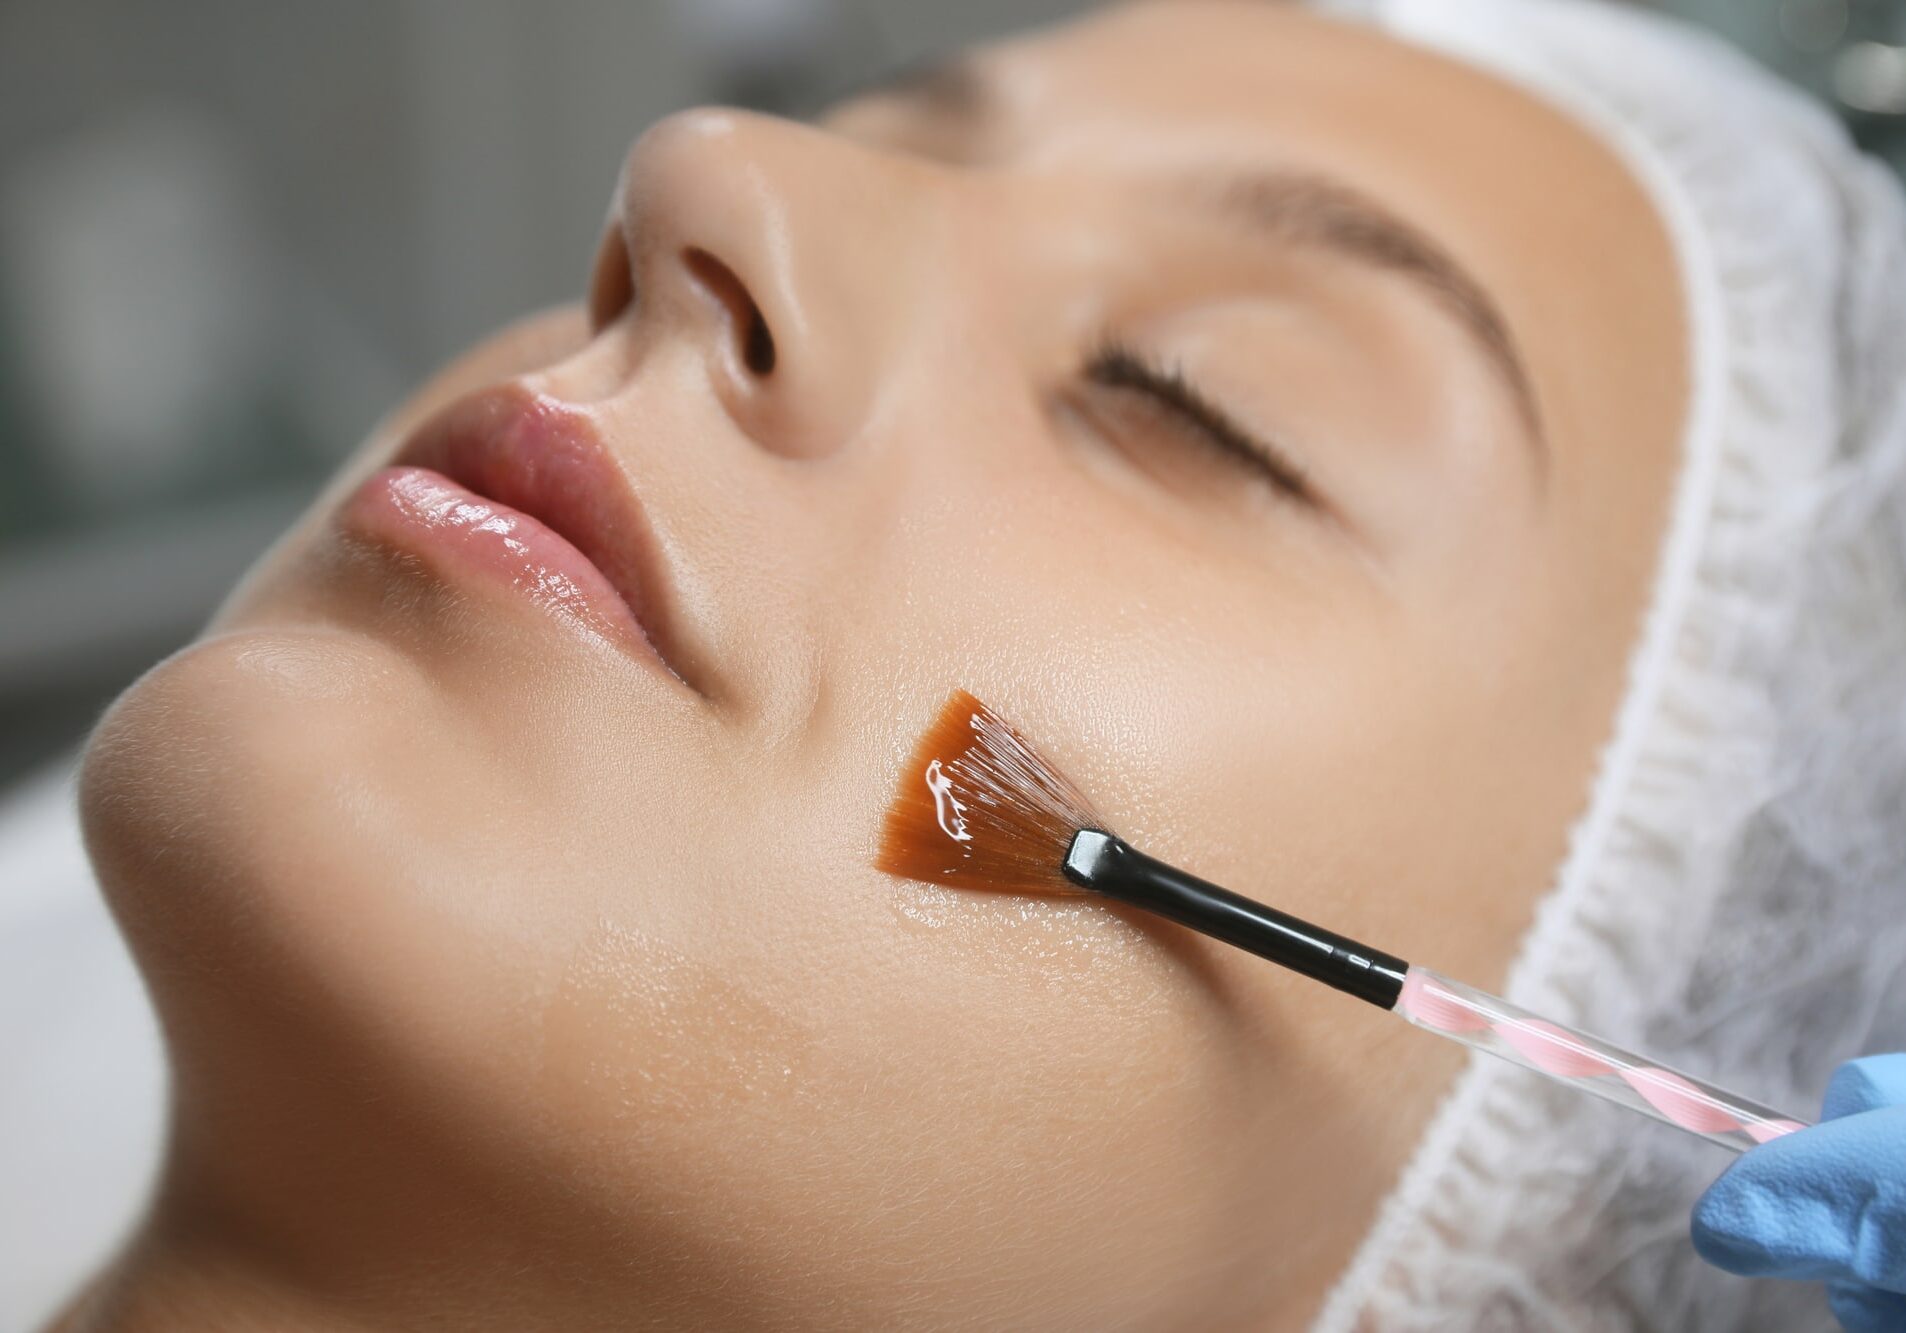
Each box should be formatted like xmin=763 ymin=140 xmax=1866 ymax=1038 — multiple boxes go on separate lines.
xmin=54 ymin=1223 xmax=366 ymax=1333
xmin=51 ymin=1133 xmax=653 ymax=1333
xmin=54 ymin=1196 xmax=648 ymax=1333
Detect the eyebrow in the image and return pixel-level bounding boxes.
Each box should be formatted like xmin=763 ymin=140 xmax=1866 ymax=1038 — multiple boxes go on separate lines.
xmin=1190 ymin=171 xmax=1545 ymax=454
xmin=827 ymin=56 xmax=1546 ymax=462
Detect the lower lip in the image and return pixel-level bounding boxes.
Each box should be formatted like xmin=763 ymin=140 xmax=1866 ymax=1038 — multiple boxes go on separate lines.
xmin=339 ymin=465 xmax=658 ymax=660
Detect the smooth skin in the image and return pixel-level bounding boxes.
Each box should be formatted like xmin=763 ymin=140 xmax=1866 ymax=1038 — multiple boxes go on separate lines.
xmin=69 ymin=3 xmax=1685 ymax=1330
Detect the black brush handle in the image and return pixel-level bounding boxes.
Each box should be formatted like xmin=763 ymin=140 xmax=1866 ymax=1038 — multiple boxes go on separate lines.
xmin=1063 ymin=830 xmax=1408 ymax=1009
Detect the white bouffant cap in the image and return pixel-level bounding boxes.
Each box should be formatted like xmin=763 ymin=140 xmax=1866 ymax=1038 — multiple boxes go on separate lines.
xmin=1308 ymin=1 xmax=1906 ymax=1328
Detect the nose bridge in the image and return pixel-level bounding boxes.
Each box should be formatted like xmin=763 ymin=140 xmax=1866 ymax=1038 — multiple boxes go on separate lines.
xmin=612 ymin=107 xmax=933 ymax=459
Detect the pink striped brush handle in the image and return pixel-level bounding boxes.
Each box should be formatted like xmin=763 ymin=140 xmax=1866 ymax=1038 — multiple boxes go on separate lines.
xmin=1396 ymin=967 xmax=1808 ymax=1153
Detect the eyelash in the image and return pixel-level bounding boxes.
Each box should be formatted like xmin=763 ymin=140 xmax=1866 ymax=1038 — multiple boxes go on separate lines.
xmin=1081 ymin=334 xmax=1314 ymax=505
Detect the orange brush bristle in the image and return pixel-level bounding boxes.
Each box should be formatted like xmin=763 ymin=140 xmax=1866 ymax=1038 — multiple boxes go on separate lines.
xmin=875 ymin=689 xmax=1103 ymax=895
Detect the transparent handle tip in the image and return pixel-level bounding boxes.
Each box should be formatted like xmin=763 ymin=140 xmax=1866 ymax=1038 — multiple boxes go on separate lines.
xmin=1395 ymin=966 xmax=1808 ymax=1153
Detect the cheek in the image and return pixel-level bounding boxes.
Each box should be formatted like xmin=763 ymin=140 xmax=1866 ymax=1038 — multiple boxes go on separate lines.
xmin=532 ymin=889 xmax=1288 ymax=1321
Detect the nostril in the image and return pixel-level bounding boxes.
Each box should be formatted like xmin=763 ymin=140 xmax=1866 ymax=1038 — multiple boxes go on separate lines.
xmin=743 ymin=305 xmax=776 ymax=376
xmin=682 ymin=246 xmax=776 ymax=378
xmin=588 ymin=227 xmax=635 ymax=333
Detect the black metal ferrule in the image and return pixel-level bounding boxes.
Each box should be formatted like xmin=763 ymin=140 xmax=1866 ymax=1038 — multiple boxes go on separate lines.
xmin=1064 ymin=830 xmax=1408 ymax=1011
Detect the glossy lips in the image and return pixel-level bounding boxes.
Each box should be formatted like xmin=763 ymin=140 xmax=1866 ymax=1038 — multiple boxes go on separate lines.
xmin=341 ymin=385 xmax=685 ymax=682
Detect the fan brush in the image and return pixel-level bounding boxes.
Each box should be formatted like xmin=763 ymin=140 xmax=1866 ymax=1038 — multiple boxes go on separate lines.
xmin=876 ymin=689 xmax=1807 ymax=1153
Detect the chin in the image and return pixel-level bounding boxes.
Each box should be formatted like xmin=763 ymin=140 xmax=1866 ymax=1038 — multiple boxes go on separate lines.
xmin=78 ymin=620 xmax=570 ymax=1210
xmin=76 ymin=623 xmax=485 ymax=1078
xmin=83 ymin=624 xmax=417 ymax=905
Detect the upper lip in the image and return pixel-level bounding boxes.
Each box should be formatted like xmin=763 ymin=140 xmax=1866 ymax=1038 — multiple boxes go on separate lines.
xmin=392 ymin=382 xmax=693 ymax=687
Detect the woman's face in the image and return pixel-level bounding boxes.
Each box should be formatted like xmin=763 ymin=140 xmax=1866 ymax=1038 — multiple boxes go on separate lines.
xmin=83 ymin=3 xmax=1684 ymax=1327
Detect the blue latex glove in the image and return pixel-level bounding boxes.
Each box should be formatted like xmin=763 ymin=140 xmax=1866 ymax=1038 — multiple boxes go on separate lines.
xmin=1693 ymin=1053 xmax=1906 ymax=1332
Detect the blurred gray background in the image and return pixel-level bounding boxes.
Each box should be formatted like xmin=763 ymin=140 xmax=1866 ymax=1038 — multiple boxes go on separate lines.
xmin=2 ymin=0 xmax=1903 ymax=788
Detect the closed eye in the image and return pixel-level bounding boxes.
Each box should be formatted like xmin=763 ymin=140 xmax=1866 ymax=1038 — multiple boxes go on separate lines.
xmin=1082 ymin=336 xmax=1315 ymax=506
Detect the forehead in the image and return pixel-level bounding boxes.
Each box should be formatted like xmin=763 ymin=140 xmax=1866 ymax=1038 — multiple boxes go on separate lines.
xmin=982 ymin=2 xmax=1661 ymax=294
xmin=991 ymin=3 xmax=1611 ymax=181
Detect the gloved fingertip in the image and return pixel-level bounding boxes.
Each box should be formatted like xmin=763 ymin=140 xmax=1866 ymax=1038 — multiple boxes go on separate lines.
xmin=1693 ymin=1125 xmax=1877 ymax=1283
xmin=1692 ymin=1173 xmax=1782 ymax=1274
xmin=1826 ymin=1279 xmax=1906 ymax=1333
xmin=1825 ymin=1055 xmax=1906 ymax=1122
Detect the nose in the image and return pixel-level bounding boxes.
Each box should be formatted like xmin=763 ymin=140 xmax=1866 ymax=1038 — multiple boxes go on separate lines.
xmin=588 ymin=108 xmax=921 ymax=460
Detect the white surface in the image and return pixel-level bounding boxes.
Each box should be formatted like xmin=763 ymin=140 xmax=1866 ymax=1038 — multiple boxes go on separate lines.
xmin=0 ymin=755 xmax=165 ymax=1331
